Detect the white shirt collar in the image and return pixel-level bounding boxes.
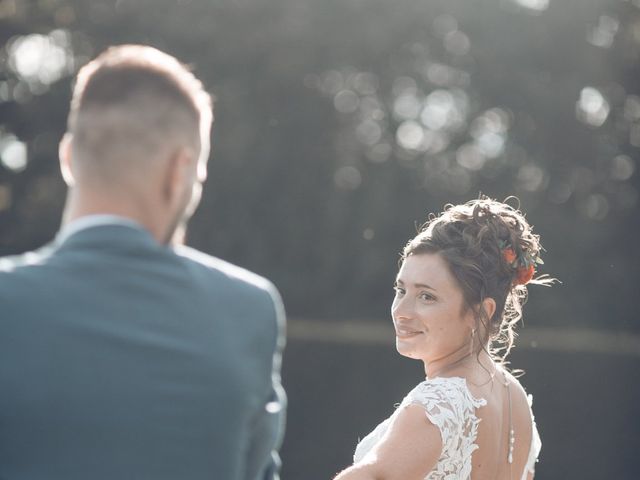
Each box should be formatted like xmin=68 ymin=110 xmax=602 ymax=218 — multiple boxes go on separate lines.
xmin=56 ymin=215 xmax=144 ymax=245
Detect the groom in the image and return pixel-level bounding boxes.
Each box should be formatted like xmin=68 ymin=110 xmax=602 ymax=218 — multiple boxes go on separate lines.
xmin=0 ymin=45 xmax=286 ymax=479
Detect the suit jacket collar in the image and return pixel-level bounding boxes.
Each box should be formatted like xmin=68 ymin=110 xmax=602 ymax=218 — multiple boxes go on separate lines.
xmin=54 ymin=221 xmax=163 ymax=254
xmin=1 ymin=223 xmax=160 ymax=272
xmin=56 ymin=215 xmax=144 ymax=245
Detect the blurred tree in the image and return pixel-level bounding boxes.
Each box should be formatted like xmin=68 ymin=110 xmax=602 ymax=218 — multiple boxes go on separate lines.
xmin=0 ymin=0 xmax=638 ymax=331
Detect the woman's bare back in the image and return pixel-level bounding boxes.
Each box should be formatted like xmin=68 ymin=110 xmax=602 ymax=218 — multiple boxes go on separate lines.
xmin=465 ymin=368 xmax=537 ymax=480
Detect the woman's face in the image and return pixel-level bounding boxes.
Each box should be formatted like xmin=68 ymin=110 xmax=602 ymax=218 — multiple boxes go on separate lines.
xmin=391 ymin=253 xmax=475 ymax=364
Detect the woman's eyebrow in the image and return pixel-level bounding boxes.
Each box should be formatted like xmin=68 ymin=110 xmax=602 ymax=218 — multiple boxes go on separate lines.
xmin=413 ymin=282 xmax=436 ymax=291
xmin=395 ymin=279 xmax=437 ymax=291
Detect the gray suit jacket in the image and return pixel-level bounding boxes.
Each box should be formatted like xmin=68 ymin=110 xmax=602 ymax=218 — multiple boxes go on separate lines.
xmin=0 ymin=223 xmax=286 ymax=480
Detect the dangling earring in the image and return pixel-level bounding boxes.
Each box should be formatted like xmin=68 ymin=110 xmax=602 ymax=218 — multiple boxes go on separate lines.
xmin=470 ymin=328 xmax=476 ymax=343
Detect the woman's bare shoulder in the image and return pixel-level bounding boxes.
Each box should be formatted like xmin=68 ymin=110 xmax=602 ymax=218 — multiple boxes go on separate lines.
xmin=501 ymin=368 xmax=533 ymax=404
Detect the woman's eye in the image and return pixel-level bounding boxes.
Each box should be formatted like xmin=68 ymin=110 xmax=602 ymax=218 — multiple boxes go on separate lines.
xmin=419 ymin=292 xmax=434 ymax=301
xmin=393 ymin=286 xmax=405 ymax=295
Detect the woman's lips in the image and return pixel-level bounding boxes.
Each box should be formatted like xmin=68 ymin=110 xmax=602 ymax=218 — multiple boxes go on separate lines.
xmin=395 ymin=327 xmax=423 ymax=338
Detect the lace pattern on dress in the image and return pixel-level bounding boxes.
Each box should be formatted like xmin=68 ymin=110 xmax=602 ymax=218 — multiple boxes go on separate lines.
xmin=353 ymin=377 xmax=487 ymax=480
xmin=353 ymin=376 xmax=542 ymax=480
xmin=402 ymin=377 xmax=487 ymax=479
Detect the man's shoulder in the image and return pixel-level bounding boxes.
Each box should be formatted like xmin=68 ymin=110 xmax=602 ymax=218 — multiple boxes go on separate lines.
xmin=175 ymin=246 xmax=286 ymax=347
xmin=173 ymin=245 xmax=277 ymax=297
xmin=0 ymin=244 xmax=56 ymax=274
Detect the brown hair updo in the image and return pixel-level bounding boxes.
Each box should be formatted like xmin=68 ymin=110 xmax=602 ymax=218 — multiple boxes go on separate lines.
xmin=402 ymin=196 xmax=554 ymax=363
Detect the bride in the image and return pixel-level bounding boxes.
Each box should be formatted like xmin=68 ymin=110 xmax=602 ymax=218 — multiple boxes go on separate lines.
xmin=334 ymin=198 xmax=554 ymax=480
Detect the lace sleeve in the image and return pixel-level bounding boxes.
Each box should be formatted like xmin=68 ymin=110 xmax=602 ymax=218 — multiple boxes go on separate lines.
xmin=401 ymin=378 xmax=487 ymax=461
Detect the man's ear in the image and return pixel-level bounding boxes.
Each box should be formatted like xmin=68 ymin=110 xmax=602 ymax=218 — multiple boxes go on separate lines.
xmin=58 ymin=133 xmax=75 ymax=186
xmin=163 ymin=147 xmax=195 ymax=204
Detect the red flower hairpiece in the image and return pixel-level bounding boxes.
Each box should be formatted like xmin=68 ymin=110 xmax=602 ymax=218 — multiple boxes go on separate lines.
xmin=501 ymin=245 xmax=540 ymax=286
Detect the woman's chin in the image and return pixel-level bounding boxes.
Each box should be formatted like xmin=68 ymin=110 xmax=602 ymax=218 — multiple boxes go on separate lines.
xmin=395 ymin=341 xmax=418 ymax=359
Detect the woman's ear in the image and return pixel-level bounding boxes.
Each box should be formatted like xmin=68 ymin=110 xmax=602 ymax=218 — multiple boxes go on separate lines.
xmin=481 ymin=297 xmax=497 ymax=322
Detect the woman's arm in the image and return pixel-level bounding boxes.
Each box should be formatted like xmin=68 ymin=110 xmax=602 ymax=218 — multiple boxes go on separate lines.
xmin=334 ymin=403 xmax=442 ymax=480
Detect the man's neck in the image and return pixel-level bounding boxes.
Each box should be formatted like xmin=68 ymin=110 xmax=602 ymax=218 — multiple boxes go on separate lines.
xmin=62 ymin=190 xmax=167 ymax=244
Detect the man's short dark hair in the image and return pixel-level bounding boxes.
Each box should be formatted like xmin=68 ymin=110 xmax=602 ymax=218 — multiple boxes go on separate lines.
xmin=68 ymin=45 xmax=213 ymax=173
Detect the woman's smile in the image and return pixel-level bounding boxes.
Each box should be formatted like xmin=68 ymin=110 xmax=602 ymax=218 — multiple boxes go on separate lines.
xmin=394 ymin=324 xmax=424 ymax=338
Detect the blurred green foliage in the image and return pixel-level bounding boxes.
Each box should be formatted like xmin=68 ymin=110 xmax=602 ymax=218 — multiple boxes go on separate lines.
xmin=0 ymin=0 xmax=638 ymax=330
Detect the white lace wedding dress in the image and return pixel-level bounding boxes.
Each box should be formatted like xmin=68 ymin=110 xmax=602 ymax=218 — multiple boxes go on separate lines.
xmin=353 ymin=376 xmax=541 ymax=480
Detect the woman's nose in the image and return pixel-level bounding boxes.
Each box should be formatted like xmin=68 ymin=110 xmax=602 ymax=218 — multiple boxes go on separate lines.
xmin=392 ymin=295 xmax=412 ymax=320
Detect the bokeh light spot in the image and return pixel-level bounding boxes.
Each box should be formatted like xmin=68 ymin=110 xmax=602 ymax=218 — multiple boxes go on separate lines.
xmin=7 ymin=30 xmax=74 ymax=90
xmin=576 ymin=87 xmax=610 ymax=127
xmin=421 ymin=89 xmax=453 ymax=131
xmin=334 ymin=90 xmax=359 ymax=113
xmin=549 ymin=181 xmax=573 ymax=204
xmin=587 ymin=15 xmax=619 ymax=49
xmin=582 ymin=193 xmax=610 ymax=220
xmin=423 ymin=130 xmax=450 ymax=154
xmin=353 ymin=72 xmax=378 ymax=95
xmin=444 ymin=30 xmax=470 ymax=56
xmin=517 ymin=164 xmax=546 ymax=192
xmin=623 ymin=95 xmax=640 ymax=121
xmin=425 ymin=63 xmax=465 ymax=87
xmin=359 ymin=96 xmax=385 ymax=121
xmin=320 ymin=70 xmax=344 ymax=95
xmin=0 ymin=134 xmax=28 ymax=173
xmin=392 ymin=76 xmax=417 ymax=96
xmin=610 ymin=155 xmax=635 ymax=181
xmin=356 ymin=120 xmax=382 ymax=146
xmin=393 ymin=93 xmax=421 ymax=120
xmin=334 ymin=166 xmax=362 ymax=190
xmin=396 ymin=121 xmax=425 ymax=150
xmin=456 ymin=144 xmax=486 ymax=171
xmin=511 ymin=0 xmax=549 ymax=13
xmin=363 ymin=228 xmax=375 ymax=240
xmin=476 ymin=132 xmax=505 ymax=158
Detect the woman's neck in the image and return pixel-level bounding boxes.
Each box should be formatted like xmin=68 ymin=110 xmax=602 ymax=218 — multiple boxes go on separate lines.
xmin=425 ymin=347 xmax=493 ymax=379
